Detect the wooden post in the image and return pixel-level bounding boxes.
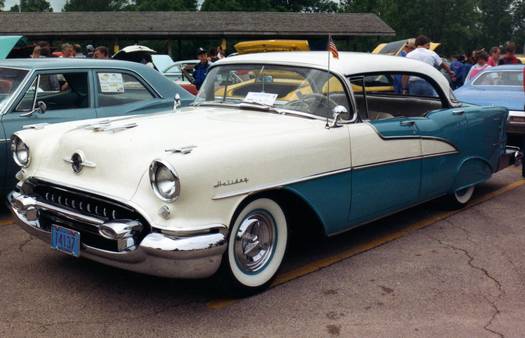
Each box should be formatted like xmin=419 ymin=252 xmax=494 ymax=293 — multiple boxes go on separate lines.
xmin=167 ymin=39 xmax=173 ymax=57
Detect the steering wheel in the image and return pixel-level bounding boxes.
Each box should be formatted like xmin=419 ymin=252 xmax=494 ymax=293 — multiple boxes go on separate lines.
xmin=283 ymin=93 xmax=339 ymax=115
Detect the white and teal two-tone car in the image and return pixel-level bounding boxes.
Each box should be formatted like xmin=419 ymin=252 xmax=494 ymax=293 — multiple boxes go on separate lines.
xmin=8 ymin=52 xmax=518 ymax=293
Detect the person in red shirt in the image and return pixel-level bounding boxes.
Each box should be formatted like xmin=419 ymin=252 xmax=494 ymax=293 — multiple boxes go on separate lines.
xmin=499 ymin=42 xmax=523 ymax=65
xmin=487 ymin=46 xmax=500 ymax=66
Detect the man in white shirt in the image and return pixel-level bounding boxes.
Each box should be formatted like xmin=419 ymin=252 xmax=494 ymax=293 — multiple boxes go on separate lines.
xmin=403 ymin=35 xmax=455 ymax=97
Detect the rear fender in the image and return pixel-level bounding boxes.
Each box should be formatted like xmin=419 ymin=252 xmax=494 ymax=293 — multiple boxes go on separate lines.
xmin=452 ymin=156 xmax=493 ymax=192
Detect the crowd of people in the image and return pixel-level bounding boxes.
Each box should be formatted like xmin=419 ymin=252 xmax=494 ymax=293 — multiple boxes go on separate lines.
xmin=393 ymin=35 xmax=523 ymax=94
xmin=29 ymin=41 xmax=110 ymax=60
xmin=448 ymin=41 xmax=522 ymax=89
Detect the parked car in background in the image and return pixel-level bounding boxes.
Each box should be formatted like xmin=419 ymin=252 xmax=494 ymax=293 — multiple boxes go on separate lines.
xmin=0 ymin=35 xmax=33 ymax=59
xmin=454 ymin=65 xmax=525 ymax=149
xmin=372 ymin=39 xmax=440 ymax=56
xmin=0 ymin=58 xmax=194 ymax=195
xmin=234 ymin=39 xmax=310 ymax=54
xmin=162 ymin=60 xmax=199 ymax=95
xmin=8 ymin=52 xmax=517 ymax=293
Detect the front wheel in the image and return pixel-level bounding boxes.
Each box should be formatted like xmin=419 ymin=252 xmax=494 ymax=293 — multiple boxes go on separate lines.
xmin=220 ymin=198 xmax=288 ymax=294
xmin=447 ymin=185 xmax=475 ymax=209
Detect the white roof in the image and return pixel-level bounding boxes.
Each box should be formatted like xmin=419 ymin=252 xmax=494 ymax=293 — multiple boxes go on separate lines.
xmin=217 ymin=52 xmax=454 ymax=104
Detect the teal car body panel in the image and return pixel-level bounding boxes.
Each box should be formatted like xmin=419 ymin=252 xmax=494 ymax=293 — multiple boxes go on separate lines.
xmin=0 ymin=58 xmax=194 ymax=194
xmin=281 ymin=105 xmax=508 ymax=236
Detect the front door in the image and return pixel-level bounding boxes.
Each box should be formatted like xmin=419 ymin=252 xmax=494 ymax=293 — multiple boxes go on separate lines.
xmin=1 ymin=70 xmax=95 ymax=189
xmin=349 ymin=118 xmax=422 ymax=225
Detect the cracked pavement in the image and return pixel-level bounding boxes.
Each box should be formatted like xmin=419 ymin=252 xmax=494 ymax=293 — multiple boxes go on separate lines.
xmin=1 ymin=167 xmax=525 ymax=337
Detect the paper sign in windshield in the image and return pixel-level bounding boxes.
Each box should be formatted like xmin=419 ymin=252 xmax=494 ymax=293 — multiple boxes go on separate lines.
xmin=244 ymin=92 xmax=278 ymax=106
xmin=98 ymin=73 xmax=124 ymax=93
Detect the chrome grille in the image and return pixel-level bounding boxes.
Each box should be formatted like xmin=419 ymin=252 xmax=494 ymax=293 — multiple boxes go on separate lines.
xmin=26 ymin=179 xmax=139 ymax=222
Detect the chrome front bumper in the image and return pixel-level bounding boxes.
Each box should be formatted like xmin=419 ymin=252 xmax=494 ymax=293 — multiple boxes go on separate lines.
xmin=8 ymin=191 xmax=227 ymax=279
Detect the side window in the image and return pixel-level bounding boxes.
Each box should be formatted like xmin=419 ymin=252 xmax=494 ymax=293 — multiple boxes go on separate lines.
xmin=15 ymin=72 xmax=90 ymax=112
xmin=349 ymin=73 xmax=443 ymax=121
xmin=96 ymin=72 xmax=155 ymax=107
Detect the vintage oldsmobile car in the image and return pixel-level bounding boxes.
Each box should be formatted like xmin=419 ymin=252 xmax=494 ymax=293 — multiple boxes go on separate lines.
xmin=0 ymin=58 xmax=194 ymax=195
xmin=8 ymin=52 xmax=517 ymax=292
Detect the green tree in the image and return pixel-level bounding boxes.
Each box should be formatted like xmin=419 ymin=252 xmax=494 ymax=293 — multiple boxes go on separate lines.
xmin=63 ymin=0 xmax=131 ymax=11
xmin=10 ymin=0 xmax=52 ymax=12
xmin=201 ymin=0 xmax=338 ymax=12
xmin=0 ymin=0 xmax=4 ymax=11
xmin=134 ymin=0 xmax=197 ymax=11
xmin=513 ymin=0 xmax=525 ymax=50
xmin=478 ymin=0 xmax=514 ymax=48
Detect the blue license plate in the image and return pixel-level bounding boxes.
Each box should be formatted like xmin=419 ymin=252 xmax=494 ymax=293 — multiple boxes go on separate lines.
xmin=51 ymin=225 xmax=80 ymax=257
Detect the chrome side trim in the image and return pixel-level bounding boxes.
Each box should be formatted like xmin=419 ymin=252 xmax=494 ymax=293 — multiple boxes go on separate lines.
xmin=212 ymin=167 xmax=352 ymax=200
xmin=353 ymin=151 xmax=458 ymax=170
xmin=0 ymin=138 xmax=10 ymax=143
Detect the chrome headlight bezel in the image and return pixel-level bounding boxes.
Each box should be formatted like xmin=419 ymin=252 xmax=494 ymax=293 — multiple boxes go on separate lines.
xmin=10 ymin=135 xmax=30 ymax=168
xmin=149 ymin=159 xmax=181 ymax=202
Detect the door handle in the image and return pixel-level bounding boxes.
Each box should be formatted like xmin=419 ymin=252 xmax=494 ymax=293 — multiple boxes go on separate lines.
xmin=452 ymin=109 xmax=464 ymax=115
xmin=400 ymin=120 xmax=415 ymax=127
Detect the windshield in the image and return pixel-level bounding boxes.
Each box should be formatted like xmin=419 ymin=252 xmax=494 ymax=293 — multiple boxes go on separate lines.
xmin=195 ymin=64 xmax=351 ymax=119
xmin=0 ymin=67 xmax=29 ymax=111
xmin=473 ymin=70 xmax=523 ymax=87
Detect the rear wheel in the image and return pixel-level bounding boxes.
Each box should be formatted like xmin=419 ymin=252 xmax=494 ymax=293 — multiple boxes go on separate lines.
xmin=447 ymin=185 xmax=475 ymax=209
xmin=220 ymin=198 xmax=288 ymax=294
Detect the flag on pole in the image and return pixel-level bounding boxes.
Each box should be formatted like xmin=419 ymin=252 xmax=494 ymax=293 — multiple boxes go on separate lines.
xmin=327 ymin=35 xmax=339 ymax=59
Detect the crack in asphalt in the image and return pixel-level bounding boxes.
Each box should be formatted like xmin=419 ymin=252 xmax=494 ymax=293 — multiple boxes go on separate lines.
xmin=427 ymin=231 xmax=505 ymax=338
xmin=18 ymin=235 xmax=33 ymax=253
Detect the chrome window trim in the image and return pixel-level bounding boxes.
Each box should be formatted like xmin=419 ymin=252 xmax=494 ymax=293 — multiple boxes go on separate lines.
xmin=471 ymin=69 xmax=523 ymax=87
xmin=0 ymin=68 xmax=35 ymax=116
xmin=204 ymin=62 xmax=358 ymax=123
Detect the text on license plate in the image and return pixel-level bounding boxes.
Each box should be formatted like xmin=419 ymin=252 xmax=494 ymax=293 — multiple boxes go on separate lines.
xmin=51 ymin=225 xmax=80 ymax=257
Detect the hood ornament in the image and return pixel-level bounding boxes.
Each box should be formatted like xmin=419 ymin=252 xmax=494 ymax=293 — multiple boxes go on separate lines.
xmin=86 ymin=122 xmax=138 ymax=133
xmin=63 ymin=151 xmax=96 ymax=174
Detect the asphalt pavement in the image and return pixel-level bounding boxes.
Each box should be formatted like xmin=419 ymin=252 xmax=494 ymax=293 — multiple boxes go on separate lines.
xmin=1 ymin=166 xmax=525 ymax=337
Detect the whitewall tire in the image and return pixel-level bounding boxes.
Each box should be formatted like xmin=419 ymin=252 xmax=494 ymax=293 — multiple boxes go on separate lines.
xmin=448 ymin=185 xmax=475 ymax=208
xmin=223 ymin=198 xmax=288 ymax=292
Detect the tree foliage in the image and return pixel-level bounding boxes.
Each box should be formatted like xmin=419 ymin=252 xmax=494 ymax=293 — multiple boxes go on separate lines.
xmin=342 ymin=0 xmax=523 ymax=55
xmin=10 ymin=0 xmax=52 ymax=12
xmin=134 ymin=0 xmax=197 ymax=11
xmin=201 ymin=0 xmax=338 ymax=12
xmin=63 ymin=0 xmax=132 ymax=11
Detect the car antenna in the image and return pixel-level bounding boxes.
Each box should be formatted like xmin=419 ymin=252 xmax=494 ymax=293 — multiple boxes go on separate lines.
xmin=326 ymin=34 xmax=339 ymax=129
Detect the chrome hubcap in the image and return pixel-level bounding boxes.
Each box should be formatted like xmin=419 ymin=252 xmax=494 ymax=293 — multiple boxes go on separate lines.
xmin=234 ymin=210 xmax=276 ymax=273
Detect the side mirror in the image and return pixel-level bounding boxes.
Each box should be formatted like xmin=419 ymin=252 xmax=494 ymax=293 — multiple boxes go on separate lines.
xmin=20 ymin=101 xmax=47 ymax=118
xmin=173 ymin=93 xmax=181 ymax=111
xmin=326 ymin=105 xmax=348 ymax=129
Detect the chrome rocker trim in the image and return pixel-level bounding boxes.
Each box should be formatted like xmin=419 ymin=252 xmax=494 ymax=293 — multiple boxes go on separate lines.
xmin=8 ymin=191 xmax=227 ymax=279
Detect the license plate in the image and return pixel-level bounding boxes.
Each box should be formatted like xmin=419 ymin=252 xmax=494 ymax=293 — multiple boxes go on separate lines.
xmin=51 ymin=225 xmax=80 ymax=257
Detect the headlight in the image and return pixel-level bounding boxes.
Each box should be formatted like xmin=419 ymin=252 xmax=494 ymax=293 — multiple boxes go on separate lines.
xmin=149 ymin=160 xmax=180 ymax=202
xmin=10 ymin=135 xmax=30 ymax=167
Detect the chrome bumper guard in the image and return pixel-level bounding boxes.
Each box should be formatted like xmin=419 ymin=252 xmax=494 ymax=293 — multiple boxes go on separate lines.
xmin=498 ymin=146 xmax=523 ymax=171
xmin=8 ymin=191 xmax=227 ymax=279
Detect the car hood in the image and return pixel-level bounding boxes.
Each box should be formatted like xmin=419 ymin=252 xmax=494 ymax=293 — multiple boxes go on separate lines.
xmin=454 ymin=86 xmax=525 ymax=111
xmin=33 ymin=106 xmax=324 ymax=200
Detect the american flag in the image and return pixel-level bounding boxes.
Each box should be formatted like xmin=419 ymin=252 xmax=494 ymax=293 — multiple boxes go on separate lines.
xmin=327 ymin=35 xmax=339 ymax=59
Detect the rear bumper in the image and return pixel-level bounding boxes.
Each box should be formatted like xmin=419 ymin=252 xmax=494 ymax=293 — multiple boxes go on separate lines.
xmin=8 ymin=191 xmax=227 ymax=279
xmin=498 ymin=146 xmax=523 ymax=171
xmin=508 ymin=111 xmax=525 ymax=135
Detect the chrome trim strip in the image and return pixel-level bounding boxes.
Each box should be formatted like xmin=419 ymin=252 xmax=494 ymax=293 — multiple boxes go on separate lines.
xmin=212 ymin=167 xmax=352 ymax=200
xmin=0 ymin=138 xmax=10 ymax=143
xmin=213 ymin=149 xmax=458 ymax=200
xmin=353 ymin=151 xmax=458 ymax=170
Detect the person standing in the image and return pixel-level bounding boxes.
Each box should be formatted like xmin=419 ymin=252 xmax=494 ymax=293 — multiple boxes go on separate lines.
xmin=488 ymin=46 xmax=500 ymax=66
xmin=30 ymin=46 xmax=41 ymax=59
xmin=399 ymin=38 xmax=415 ymax=57
xmin=192 ymin=48 xmax=210 ymax=91
xmin=61 ymin=43 xmax=75 ymax=58
xmin=404 ymin=35 xmax=455 ymax=96
xmin=93 ymin=46 xmax=109 ymax=59
xmin=499 ymin=42 xmax=523 ymax=65
xmin=465 ymin=50 xmax=491 ymax=82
